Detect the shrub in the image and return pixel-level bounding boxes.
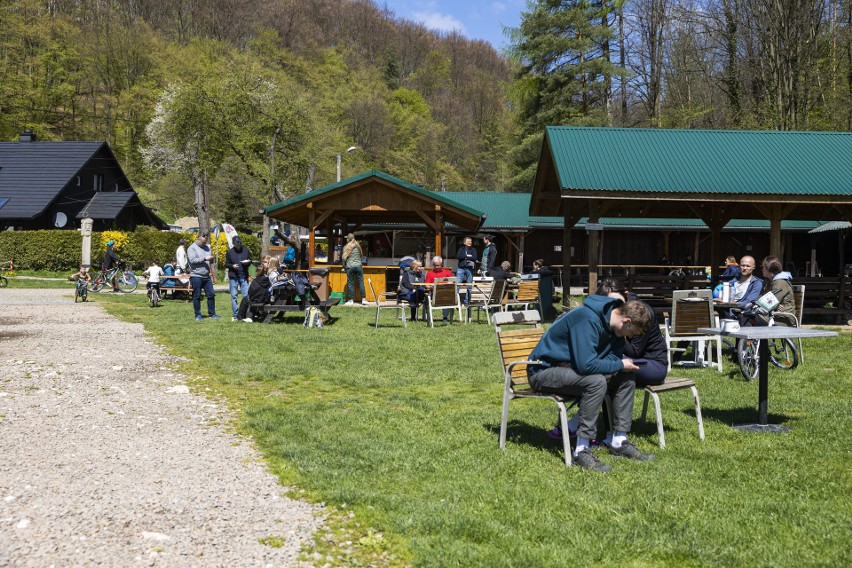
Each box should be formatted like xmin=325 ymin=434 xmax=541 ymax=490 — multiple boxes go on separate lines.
xmin=0 ymin=229 xmax=260 ymax=272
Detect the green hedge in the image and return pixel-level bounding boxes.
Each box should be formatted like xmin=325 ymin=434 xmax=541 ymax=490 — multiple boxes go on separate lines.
xmin=0 ymin=229 xmax=260 ymax=272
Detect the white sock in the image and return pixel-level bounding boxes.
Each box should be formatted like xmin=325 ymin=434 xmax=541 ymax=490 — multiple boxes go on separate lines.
xmin=574 ymin=438 xmax=590 ymax=456
xmin=611 ymin=432 xmax=628 ymax=448
xmin=566 ymin=414 xmax=580 ymax=433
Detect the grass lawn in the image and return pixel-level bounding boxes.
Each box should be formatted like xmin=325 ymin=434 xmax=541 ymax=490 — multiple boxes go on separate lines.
xmin=93 ymin=291 xmax=851 ymax=567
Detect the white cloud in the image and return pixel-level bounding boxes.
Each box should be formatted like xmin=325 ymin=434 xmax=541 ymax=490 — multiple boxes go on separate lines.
xmin=412 ymin=11 xmax=467 ymax=34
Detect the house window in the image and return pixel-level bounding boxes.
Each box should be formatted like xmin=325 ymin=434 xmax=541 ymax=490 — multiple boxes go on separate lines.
xmin=93 ymin=174 xmax=103 ymax=192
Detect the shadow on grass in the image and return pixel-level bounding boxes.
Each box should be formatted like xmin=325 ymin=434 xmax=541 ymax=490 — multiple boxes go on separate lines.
xmin=482 ymin=421 xmax=566 ymax=459
xmin=699 ymin=406 xmax=791 ymax=426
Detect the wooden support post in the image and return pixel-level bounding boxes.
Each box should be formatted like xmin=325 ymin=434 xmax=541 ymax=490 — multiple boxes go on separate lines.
xmin=562 ymin=208 xmax=573 ymax=311
xmin=308 ymin=204 xmax=315 ymax=269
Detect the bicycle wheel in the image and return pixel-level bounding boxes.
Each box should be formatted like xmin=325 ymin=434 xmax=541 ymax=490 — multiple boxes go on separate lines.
xmin=90 ymin=276 xmax=105 ymax=292
xmin=769 ymin=338 xmax=799 ymax=370
xmin=737 ymin=338 xmax=760 ymax=381
xmin=148 ymin=287 xmax=159 ymax=307
xmin=118 ymin=271 xmax=138 ymax=293
xmin=0 ymin=275 xmax=7 ymax=287
xmin=75 ymin=286 xmax=82 ymax=303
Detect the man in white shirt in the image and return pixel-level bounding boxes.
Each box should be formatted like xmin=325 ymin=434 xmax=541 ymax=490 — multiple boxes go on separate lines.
xmin=176 ymin=238 xmax=189 ymax=274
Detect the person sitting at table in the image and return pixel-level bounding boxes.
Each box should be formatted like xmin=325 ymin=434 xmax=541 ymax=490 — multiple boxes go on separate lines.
xmin=756 ymin=255 xmax=795 ymax=327
xmin=238 ymin=258 xmax=271 ymax=322
xmin=425 ymin=255 xmax=454 ymax=323
xmin=721 ymin=255 xmax=740 ymax=280
xmin=728 ymin=255 xmax=763 ymax=317
xmin=547 ymin=278 xmax=668 ymax=442
xmin=399 ymin=260 xmax=426 ymax=321
xmin=489 ymin=260 xmax=512 ymax=281
xmin=266 ymin=256 xmax=281 ymax=283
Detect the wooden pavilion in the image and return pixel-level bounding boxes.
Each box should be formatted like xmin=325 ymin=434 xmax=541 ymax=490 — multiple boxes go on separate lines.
xmin=263 ymin=170 xmax=485 ymax=296
xmin=530 ymin=127 xmax=852 ymax=303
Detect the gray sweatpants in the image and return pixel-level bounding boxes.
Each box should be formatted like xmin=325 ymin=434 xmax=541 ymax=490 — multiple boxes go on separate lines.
xmin=528 ymin=366 xmax=636 ymax=440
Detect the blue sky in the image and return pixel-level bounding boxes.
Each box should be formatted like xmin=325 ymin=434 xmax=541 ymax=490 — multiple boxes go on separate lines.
xmin=378 ymin=0 xmax=526 ymax=52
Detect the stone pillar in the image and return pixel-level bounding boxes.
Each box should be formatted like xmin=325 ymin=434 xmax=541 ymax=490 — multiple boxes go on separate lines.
xmin=81 ymin=218 xmax=93 ymax=269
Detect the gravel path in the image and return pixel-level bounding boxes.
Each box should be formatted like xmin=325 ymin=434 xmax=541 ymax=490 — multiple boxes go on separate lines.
xmin=0 ymin=289 xmax=323 ymax=567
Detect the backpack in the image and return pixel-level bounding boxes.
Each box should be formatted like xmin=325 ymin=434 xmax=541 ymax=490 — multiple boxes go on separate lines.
xmin=303 ymin=306 xmax=323 ymax=328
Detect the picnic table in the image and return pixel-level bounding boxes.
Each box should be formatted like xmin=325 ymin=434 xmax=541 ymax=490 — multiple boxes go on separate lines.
xmin=159 ymin=275 xmax=191 ymax=298
xmin=251 ymin=280 xmax=340 ymax=324
xmin=699 ymin=326 xmax=837 ymax=432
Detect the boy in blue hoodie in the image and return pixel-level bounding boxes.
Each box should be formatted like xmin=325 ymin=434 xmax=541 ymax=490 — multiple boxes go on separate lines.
xmin=527 ymin=296 xmax=655 ymax=472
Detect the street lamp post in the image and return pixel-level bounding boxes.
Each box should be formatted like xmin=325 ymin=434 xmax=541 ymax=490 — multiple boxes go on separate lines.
xmin=336 ymin=146 xmax=358 ymax=182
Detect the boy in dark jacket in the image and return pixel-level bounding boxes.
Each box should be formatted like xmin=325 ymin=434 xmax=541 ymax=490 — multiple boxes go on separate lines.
xmin=528 ymin=295 xmax=654 ymax=472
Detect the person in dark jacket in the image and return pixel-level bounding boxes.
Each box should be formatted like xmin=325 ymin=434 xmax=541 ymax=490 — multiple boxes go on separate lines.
xmin=225 ymin=236 xmax=252 ymax=320
xmin=399 ymin=260 xmax=426 ymax=321
xmin=527 ymin=294 xmax=654 ymax=472
xmin=238 ymin=257 xmax=270 ymax=322
xmin=455 ymin=236 xmax=478 ymax=305
xmin=101 ymin=240 xmax=122 ymax=292
xmin=479 ymin=235 xmax=496 ymax=276
xmin=489 ymin=260 xmax=512 ymax=281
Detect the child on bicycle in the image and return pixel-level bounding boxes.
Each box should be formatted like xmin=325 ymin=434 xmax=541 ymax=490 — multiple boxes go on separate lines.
xmin=142 ymin=258 xmax=164 ymax=296
xmin=102 ymin=240 xmax=123 ymax=292
xmin=69 ymin=265 xmax=91 ymax=284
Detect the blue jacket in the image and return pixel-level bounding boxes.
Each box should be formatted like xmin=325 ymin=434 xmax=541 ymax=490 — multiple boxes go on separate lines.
xmin=731 ymin=275 xmax=764 ymax=309
xmin=529 ymin=295 xmax=625 ymax=376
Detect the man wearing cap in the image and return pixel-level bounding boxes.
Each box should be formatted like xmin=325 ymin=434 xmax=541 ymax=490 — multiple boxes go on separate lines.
xmin=176 ymin=238 xmax=189 ymax=274
xmin=480 ymin=235 xmax=497 ymax=277
xmin=225 ymin=236 xmax=252 ymax=321
xmin=187 ymin=233 xmax=220 ymax=320
xmin=102 ymin=240 xmax=122 ymax=292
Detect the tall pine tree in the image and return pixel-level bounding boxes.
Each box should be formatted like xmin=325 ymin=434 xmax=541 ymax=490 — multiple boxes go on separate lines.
xmin=506 ymin=0 xmax=620 ymax=192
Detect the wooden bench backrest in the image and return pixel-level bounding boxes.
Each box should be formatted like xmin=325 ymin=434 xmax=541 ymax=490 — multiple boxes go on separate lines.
xmin=469 ymin=280 xmax=494 ymax=304
xmin=514 ymin=280 xmax=540 ymax=302
xmin=488 ymin=279 xmax=508 ymax=307
xmin=497 ymin=327 xmax=544 ymax=387
xmin=431 ymin=282 xmax=458 ymax=307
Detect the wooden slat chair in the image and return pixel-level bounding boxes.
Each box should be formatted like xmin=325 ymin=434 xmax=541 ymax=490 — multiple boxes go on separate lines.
xmin=484 ymin=279 xmax=508 ymax=323
xmin=467 ymin=277 xmax=494 ymax=323
xmin=637 ymin=377 xmax=705 ymax=449
xmin=425 ymin=280 xmax=463 ymax=326
xmin=493 ymin=310 xmax=576 ymax=467
xmin=664 ymin=289 xmax=723 ymax=372
xmin=502 ymin=280 xmax=540 ymax=313
xmin=367 ymin=277 xmax=408 ymax=329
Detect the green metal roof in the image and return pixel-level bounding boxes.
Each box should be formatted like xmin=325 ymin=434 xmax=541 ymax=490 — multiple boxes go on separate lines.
xmin=546 ymin=126 xmax=852 ymax=195
xmin=264 ymin=169 xmax=483 ymax=218
xmin=440 ymin=191 xmax=824 ymax=231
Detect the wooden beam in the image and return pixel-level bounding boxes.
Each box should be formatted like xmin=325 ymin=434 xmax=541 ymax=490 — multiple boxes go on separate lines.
xmin=416 ymin=210 xmax=438 ymax=230
xmin=587 ymin=203 xmax=601 ymax=296
xmin=313 ymin=207 xmax=335 ymax=229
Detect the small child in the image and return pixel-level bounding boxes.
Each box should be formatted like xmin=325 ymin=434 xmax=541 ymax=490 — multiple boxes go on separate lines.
xmin=142 ymin=258 xmax=164 ymax=293
xmin=69 ymin=265 xmax=91 ymax=283
xmin=721 ymin=255 xmax=741 ymax=280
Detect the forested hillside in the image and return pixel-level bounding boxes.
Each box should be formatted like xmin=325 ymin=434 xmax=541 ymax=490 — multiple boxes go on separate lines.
xmin=1 ymin=1 xmax=850 ymax=225
xmin=0 ymin=0 xmax=513 ymax=227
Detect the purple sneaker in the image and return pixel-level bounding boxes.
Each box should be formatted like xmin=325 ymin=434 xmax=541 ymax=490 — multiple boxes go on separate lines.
xmin=546 ymin=427 xmax=577 ymax=441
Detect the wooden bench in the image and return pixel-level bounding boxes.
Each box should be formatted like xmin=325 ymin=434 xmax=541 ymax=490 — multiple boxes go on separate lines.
xmin=796 ymin=276 xmax=852 ymax=324
xmin=624 ymin=273 xmax=709 ymax=319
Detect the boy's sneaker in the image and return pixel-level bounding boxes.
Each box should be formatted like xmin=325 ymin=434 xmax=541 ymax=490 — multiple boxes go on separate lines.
xmin=574 ymin=448 xmax=612 ymax=472
xmin=344 ymin=300 xmax=354 ymax=306
xmin=361 ymin=299 xmax=369 ymax=305
xmin=241 ymin=318 xmax=254 ymax=323
xmin=608 ymin=440 xmax=655 ymax=461
xmin=195 ymin=315 xmax=203 ymax=321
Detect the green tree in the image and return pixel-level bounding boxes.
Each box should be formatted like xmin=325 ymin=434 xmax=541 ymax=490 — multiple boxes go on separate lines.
xmin=506 ymin=0 xmax=621 ymax=192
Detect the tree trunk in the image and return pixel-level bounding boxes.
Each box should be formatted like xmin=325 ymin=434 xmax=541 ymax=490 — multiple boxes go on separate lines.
xmin=619 ymin=4 xmax=627 ymax=124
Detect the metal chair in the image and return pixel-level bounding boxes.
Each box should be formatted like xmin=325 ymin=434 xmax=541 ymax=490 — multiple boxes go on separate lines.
xmin=663 ymin=289 xmax=723 ymax=372
xmin=467 ymin=277 xmax=498 ymax=323
xmin=502 ymin=280 xmax=540 ymax=312
xmin=367 ymin=277 xmax=408 ymax=329
xmin=638 ymin=377 xmax=705 ymax=449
